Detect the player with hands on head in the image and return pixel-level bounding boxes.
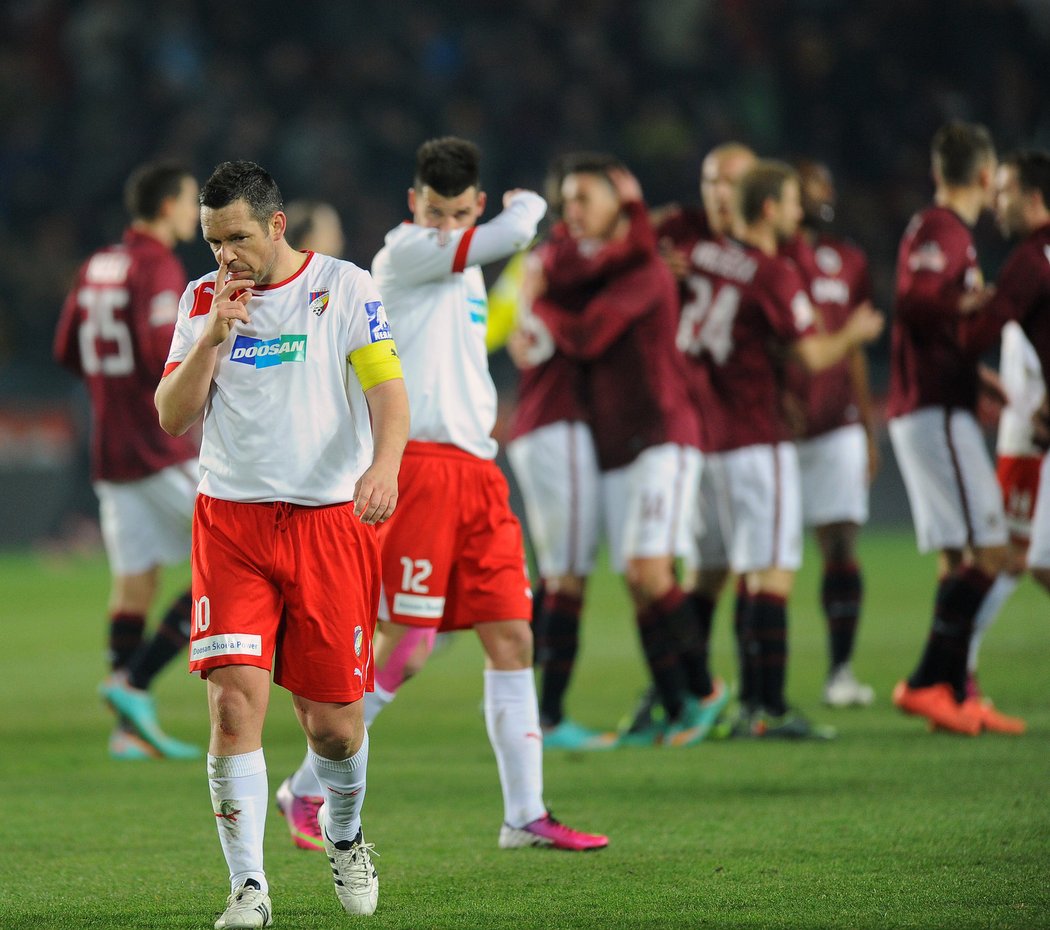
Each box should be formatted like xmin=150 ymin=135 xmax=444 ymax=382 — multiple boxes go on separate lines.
xmin=156 ymin=160 xmax=409 ymax=927
xmin=278 ymin=137 xmax=608 ymax=853
xmin=54 ymin=160 xmax=204 ymax=761
xmin=522 ymin=154 xmax=712 ymax=747
xmin=507 ymin=157 xmax=683 ymax=750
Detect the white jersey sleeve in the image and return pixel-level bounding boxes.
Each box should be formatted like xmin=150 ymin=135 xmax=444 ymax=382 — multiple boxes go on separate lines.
xmin=379 ymin=192 xmax=546 ymax=287
xmin=997 ymin=320 xmax=1046 ymax=457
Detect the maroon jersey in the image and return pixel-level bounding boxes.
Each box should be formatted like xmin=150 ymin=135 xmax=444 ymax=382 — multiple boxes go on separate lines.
xmin=982 ymin=223 xmax=1050 ymax=396
xmin=887 ymin=206 xmax=985 ymax=418
xmin=507 ymin=202 xmax=657 ymax=443
xmin=655 ymin=206 xmax=714 ymax=257
xmin=677 ymin=238 xmax=818 ymax=452
xmin=781 ymin=233 xmax=873 ymax=438
xmin=53 ymin=228 xmax=199 ymax=481
xmin=532 ymin=248 xmax=700 ymax=471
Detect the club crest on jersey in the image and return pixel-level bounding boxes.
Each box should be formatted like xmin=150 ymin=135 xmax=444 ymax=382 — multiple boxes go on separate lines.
xmin=309 ymin=288 xmax=330 ymax=316
xmin=230 ymin=334 xmax=308 ymax=368
xmin=364 ymin=300 xmax=392 ymax=342
xmin=353 ymin=625 xmax=363 ymax=657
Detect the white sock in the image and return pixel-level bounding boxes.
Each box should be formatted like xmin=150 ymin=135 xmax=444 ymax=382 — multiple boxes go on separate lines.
xmin=968 ymin=572 xmax=1020 ymax=673
xmin=363 ymin=682 xmax=395 ymax=727
xmin=208 ymin=750 xmax=268 ymax=894
xmin=289 ymin=748 xmax=323 ymax=797
xmin=289 ymin=684 xmax=389 ymax=800
xmin=483 ymin=668 xmax=546 ymax=829
xmin=310 ymin=733 xmax=369 ymax=844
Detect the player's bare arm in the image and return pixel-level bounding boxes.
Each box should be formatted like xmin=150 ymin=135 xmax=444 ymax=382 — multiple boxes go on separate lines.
xmin=847 ymin=346 xmax=880 ymax=482
xmin=155 ymin=260 xmax=254 ymax=436
xmin=795 ymin=301 xmax=884 ymax=373
xmin=353 ymin=377 xmax=410 ymax=525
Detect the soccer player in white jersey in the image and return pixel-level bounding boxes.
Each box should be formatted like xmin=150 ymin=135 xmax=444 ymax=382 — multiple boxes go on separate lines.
xmin=272 ymin=200 xmax=439 ymax=852
xmin=156 ymin=161 xmax=409 ymax=927
xmin=282 ymin=137 xmax=607 ymax=852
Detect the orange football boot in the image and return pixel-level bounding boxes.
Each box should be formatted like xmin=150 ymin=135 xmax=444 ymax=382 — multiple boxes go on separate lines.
xmin=893 ymin=680 xmax=981 ymax=736
xmin=962 ymin=697 xmax=1027 ymax=735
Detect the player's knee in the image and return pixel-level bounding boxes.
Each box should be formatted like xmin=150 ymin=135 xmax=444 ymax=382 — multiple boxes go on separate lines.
xmin=479 ymin=620 xmax=533 ymax=669
xmin=301 ymin=711 xmax=365 ymax=760
xmin=819 ymin=523 xmax=856 ymax=565
xmin=209 ymin=687 xmax=257 ymax=741
xmin=974 ymin=545 xmax=1010 ymax=576
xmin=625 ymin=559 xmax=675 ymax=605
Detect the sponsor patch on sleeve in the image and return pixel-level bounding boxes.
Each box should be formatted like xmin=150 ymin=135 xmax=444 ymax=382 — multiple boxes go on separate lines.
xmin=364 ymin=299 xmax=393 ymax=342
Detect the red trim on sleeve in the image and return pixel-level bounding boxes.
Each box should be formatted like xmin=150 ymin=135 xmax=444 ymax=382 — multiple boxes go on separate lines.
xmin=162 ymin=361 xmax=181 ymax=377
xmin=190 ymin=281 xmax=216 ymax=318
xmin=452 ymin=227 xmax=477 ymax=274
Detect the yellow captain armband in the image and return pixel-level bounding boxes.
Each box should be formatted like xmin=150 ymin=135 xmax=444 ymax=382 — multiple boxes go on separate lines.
xmin=349 ymin=339 xmax=404 ymax=391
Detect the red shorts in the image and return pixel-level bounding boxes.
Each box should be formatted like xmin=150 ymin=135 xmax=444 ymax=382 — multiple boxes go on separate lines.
xmin=189 ymin=495 xmax=379 ymax=702
xmin=997 ymin=454 xmax=1042 ymax=543
xmin=377 ymin=442 xmax=533 ymax=632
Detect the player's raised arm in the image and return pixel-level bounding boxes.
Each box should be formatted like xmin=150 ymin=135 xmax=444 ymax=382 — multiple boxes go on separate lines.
xmin=380 ymin=190 xmax=546 ymax=287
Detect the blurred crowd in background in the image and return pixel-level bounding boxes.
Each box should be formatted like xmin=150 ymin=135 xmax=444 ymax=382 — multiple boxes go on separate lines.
xmin=1 ymin=0 xmax=1048 ymax=542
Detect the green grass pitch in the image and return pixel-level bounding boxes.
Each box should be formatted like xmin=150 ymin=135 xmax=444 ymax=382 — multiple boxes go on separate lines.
xmin=0 ymin=529 xmax=1047 ymax=929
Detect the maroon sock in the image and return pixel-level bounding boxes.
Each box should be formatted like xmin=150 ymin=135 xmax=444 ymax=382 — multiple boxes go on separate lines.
xmin=681 ymin=592 xmax=715 ymax=699
xmin=908 ymin=566 xmax=993 ymax=701
xmin=822 ymin=560 xmax=862 ymax=671
xmin=127 ymin=591 xmax=193 ymax=691
xmin=108 ymin=611 xmax=146 ymax=671
xmin=748 ymin=592 xmax=789 ymax=717
xmin=536 ymin=591 xmax=583 ymax=727
xmin=733 ymin=578 xmax=754 ymax=706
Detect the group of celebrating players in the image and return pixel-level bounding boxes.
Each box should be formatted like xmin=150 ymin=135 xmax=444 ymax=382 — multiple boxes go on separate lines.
xmin=52 ymin=121 xmax=1047 ymax=927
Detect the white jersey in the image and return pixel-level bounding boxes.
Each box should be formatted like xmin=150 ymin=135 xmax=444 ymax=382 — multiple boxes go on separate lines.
xmin=997 ymin=320 xmax=1045 ymax=457
xmin=371 ymin=191 xmax=546 ymax=459
xmin=166 ymin=251 xmax=394 ymax=505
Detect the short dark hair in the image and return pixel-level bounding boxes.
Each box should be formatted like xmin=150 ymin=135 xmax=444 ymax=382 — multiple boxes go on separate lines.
xmin=931 ymin=121 xmax=996 ymax=186
xmin=1003 ymin=149 xmax=1050 ymax=211
xmin=558 ymin=151 xmax=623 ymax=186
xmin=284 ymin=200 xmax=325 ymax=249
xmin=415 ymin=137 xmax=481 ymax=197
xmin=200 ymin=160 xmax=283 ymax=227
xmin=124 ymin=161 xmax=193 ymax=221
xmin=738 ymin=160 xmax=797 ymax=226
